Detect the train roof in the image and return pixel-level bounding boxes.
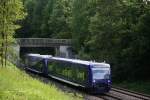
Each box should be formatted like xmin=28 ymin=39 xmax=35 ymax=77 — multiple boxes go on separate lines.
xmin=26 ymin=54 xmax=52 ymax=58
xmin=26 ymin=54 xmax=110 ymax=67
xmin=51 ymin=57 xmax=110 ymax=67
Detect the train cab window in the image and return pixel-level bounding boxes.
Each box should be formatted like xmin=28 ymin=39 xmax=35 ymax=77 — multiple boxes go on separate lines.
xmin=92 ymin=67 xmax=110 ymax=80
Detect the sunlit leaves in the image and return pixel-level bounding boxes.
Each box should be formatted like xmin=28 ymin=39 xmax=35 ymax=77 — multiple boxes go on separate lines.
xmin=0 ymin=0 xmax=26 ymax=67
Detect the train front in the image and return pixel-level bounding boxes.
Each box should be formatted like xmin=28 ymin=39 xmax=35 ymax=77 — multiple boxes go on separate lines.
xmin=91 ymin=63 xmax=111 ymax=93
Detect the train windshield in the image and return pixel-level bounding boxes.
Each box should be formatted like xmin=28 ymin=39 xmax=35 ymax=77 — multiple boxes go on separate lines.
xmin=92 ymin=67 xmax=110 ymax=80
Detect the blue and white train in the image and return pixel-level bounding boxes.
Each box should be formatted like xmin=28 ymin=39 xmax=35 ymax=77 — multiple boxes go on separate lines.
xmin=25 ymin=54 xmax=111 ymax=93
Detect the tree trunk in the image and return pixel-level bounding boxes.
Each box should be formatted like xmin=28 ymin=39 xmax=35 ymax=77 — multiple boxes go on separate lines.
xmin=5 ymin=34 xmax=7 ymax=67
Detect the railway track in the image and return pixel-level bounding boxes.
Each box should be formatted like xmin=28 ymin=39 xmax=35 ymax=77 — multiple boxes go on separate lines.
xmin=98 ymin=87 xmax=150 ymax=100
xmin=111 ymin=86 xmax=150 ymax=100
xmin=99 ymin=93 xmax=122 ymax=100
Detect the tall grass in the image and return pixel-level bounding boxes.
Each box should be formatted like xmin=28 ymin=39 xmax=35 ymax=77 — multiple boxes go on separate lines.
xmin=0 ymin=62 xmax=82 ymax=100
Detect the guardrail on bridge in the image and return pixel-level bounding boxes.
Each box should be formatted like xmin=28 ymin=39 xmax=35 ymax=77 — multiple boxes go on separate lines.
xmin=16 ymin=38 xmax=72 ymax=47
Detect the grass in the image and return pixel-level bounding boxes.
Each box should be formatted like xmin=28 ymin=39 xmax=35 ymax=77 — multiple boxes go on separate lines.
xmin=0 ymin=62 xmax=82 ymax=100
xmin=114 ymin=81 xmax=150 ymax=95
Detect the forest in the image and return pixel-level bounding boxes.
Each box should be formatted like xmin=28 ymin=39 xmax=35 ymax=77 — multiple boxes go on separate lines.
xmin=1 ymin=0 xmax=150 ymax=81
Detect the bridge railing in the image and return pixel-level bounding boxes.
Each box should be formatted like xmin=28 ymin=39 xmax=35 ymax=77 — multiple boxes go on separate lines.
xmin=16 ymin=38 xmax=72 ymax=47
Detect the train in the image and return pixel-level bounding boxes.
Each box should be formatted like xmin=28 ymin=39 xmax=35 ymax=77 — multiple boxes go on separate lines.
xmin=24 ymin=53 xmax=111 ymax=94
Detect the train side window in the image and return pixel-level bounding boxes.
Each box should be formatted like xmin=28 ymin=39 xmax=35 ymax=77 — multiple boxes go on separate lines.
xmin=48 ymin=60 xmax=54 ymax=73
xmin=36 ymin=60 xmax=44 ymax=71
xmin=73 ymin=64 xmax=88 ymax=84
xmin=25 ymin=57 xmax=29 ymax=66
xmin=47 ymin=60 xmax=88 ymax=85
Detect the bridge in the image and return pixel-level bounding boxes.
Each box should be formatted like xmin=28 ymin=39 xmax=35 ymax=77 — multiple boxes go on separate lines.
xmin=16 ymin=38 xmax=72 ymax=47
xmin=10 ymin=38 xmax=73 ymax=62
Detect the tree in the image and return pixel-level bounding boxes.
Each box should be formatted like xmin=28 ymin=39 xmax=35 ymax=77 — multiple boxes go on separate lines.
xmin=0 ymin=0 xmax=26 ymax=67
xmin=16 ymin=0 xmax=72 ymax=38
xmin=15 ymin=0 xmax=36 ymax=38
xmin=88 ymin=0 xmax=150 ymax=80
xmin=41 ymin=0 xmax=72 ymax=38
xmin=14 ymin=0 xmax=150 ymax=81
xmin=71 ymin=0 xmax=96 ymax=55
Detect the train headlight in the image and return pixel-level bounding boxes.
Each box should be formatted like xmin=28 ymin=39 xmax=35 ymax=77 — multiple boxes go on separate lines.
xmin=93 ymin=80 xmax=96 ymax=83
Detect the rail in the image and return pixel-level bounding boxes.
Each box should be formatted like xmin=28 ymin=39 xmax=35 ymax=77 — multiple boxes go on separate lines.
xmin=111 ymin=86 xmax=150 ymax=100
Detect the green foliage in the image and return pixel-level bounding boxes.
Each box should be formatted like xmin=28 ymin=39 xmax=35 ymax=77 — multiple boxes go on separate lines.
xmin=15 ymin=0 xmax=150 ymax=81
xmin=16 ymin=0 xmax=72 ymax=38
xmin=71 ymin=0 xmax=93 ymax=51
xmin=0 ymin=0 xmax=26 ymax=67
xmin=82 ymin=0 xmax=150 ymax=81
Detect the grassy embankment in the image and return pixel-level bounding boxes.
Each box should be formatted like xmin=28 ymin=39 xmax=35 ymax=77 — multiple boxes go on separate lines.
xmin=114 ymin=81 xmax=150 ymax=95
xmin=0 ymin=62 xmax=82 ymax=100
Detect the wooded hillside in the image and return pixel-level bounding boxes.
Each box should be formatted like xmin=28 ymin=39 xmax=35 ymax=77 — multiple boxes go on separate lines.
xmin=14 ymin=0 xmax=150 ymax=81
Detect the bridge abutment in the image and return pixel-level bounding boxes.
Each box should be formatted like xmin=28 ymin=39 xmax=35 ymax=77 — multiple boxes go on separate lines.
xmin=56 ymin=46 xmax=72 ymax=58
